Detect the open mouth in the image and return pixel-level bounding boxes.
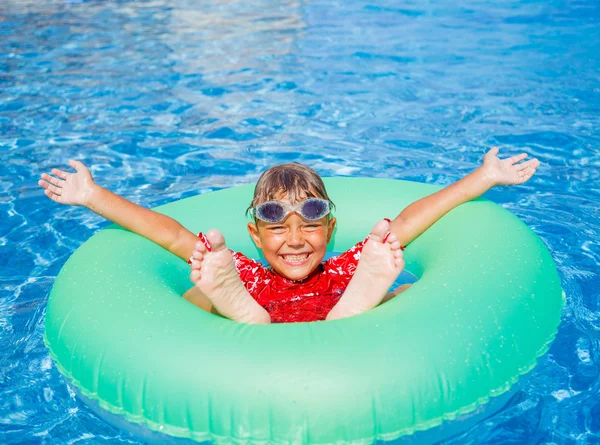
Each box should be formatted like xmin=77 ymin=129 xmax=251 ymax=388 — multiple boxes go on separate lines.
xmin=280 ymin=253 xmax=311 ymax=265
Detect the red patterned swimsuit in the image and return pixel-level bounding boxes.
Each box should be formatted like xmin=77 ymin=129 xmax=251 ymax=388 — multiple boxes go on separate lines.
xmin=196 ymin=233 xmax=367 ymax=323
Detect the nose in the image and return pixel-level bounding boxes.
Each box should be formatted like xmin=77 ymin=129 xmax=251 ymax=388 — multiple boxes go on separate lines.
xmin=287 ymin=227 xmax=305 ymax=247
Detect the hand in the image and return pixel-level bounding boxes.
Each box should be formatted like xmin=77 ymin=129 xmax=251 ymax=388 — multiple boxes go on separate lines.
xmin=481 ymin=147 xmax=540 ymax=186
xmin=38 ymin=160 xmax=96 ymax=206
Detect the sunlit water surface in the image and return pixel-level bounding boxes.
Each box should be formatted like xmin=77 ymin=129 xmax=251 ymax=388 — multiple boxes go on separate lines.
xmin=1 ymin=0 xmax=599 ymax=443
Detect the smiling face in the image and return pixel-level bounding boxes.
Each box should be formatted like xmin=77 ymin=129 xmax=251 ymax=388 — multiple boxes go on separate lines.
xmin=247 ymin=195 xmax=336 ymax=281
xmin=247 ymin=163 xmax=336 ymax=280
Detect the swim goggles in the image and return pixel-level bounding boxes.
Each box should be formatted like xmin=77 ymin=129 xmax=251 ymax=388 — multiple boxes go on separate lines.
xmin=250 ymin=198 xmax=331 ymax=223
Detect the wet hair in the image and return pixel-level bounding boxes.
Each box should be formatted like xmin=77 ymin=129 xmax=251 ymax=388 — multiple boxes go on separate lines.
xmin=246 ymin=163 xmax=335 ymax=218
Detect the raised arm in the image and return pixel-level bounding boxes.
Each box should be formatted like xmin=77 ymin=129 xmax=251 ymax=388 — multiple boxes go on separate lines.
xmin=389 ymin=148 xmax=540 ymax=247
xmin=39 ymin=160 xmax=198 ymax=262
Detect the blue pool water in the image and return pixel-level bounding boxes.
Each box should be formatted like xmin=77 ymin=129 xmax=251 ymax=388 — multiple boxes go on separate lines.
xmin=1 ymin=0 xmax=599 ymax=443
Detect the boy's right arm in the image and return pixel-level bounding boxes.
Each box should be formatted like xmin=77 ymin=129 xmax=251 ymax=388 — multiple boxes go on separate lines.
xmin=39 ymin=160 xmax=198 ymax=262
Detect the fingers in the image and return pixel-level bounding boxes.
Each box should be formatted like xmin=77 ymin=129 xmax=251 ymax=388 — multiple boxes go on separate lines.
xmin=520 ymin=166 xmax=536 ymax=176
xmin=38 ymin=164 xmax=74 ymax=193
xmin=51 ymin=168 xmax=69 ymax=179
xmin=39 ymin=171 xmax=65 ymax=203
xmin=68 ymin=159 xmax=87 ymax=173
xmin=39 ymin=161 xmax=89 ymax=206
xmin=507 ymin=153 xmax=528 ymax=164
xmin=47 ymin=182 xmax=62 ymax=196
xmin=486 ymin=147 xmax=535 ymax=166
xmin=39 ymin=172 xmax=64 ymax=194
xmin=41 ymin=172 xmax=63 ymax=187
xmin=68 ymin=159 xmax=81 ymax=171
xmin=43 ymin=188 xmax=62 ymax=203
xmin=486 ymin=146 xmax=500 ymax=157
xmin=515 ymin=158 xmax=540 ymax=184
xmin=515 ymin=158 xmax=540 ymax=171
xmin=517 ymin=166 xmax=537 ymax=183
xmin=38 ymin=177 xmax=48 ymax=191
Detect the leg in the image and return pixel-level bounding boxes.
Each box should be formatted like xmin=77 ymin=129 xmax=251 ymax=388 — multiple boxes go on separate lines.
xmin=326 ymin=219 xmax=405 ymax=320
xmin=190 ymin=229 xmax=271 ymax=324
xmin=380 ymin=283 xmax=412 ymax=305
xmin=182 ymin=287 xmax=224 ymax=317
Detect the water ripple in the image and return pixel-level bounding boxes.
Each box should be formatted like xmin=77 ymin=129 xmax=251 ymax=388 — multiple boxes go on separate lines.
xmin=1 ymin=0 xmax=600 ymax=444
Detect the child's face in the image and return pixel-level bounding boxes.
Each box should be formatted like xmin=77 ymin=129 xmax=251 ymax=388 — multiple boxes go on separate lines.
xmin=247 ymin=196 xmax=336 ymax=281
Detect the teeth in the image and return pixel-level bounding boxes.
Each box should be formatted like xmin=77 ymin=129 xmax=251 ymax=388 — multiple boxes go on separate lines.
xmin=283 ymin=254 xmax=308 ymax=262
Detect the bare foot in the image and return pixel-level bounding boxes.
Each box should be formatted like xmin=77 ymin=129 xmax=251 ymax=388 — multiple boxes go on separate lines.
xmin=190 ymin=229 xmax=270 ymax=324
xmin=326 ymin=219 xmax=405 ymax=320
xmin=182 ymin=287 xmax=223 ymax=316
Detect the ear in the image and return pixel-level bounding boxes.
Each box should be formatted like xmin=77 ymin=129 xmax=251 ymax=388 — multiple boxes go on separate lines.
xmin=326 ymin=217 xmax=336 ymax=243
xmin=247 ymin=222 xmax=262 ymax=248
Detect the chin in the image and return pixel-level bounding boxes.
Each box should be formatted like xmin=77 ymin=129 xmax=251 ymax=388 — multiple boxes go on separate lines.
xmin=288 ymin=271 xmax=311 ymax=281
xmin=278 ymin=269 xmax=308 ymax=281
xmin=276 ymin=263 xmax=318 ymax=281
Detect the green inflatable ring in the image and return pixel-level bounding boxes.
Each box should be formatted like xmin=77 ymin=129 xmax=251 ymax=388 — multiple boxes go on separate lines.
xmin=44 ymin=178 xmax=564 ymax=444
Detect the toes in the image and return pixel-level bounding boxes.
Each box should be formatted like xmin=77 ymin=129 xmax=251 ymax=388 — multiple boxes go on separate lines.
xmin=385 ymin=231 xmax=399 ymax=244
xmin=190 ymin=269 xmax=202 ymax=283
xmin=205 ymin=229 xmax=227 ymax=252
xmin=195 ymin=241 xmax=207 ymax=254
xmin=190 ymin=253 xmax=203 ymax=270
xmin=369 ymin=219 xmax=391 ymax=243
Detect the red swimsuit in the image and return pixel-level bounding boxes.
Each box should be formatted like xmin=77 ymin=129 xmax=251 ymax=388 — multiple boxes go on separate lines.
xmin=195 ymin=233 xmax=367 ymax=323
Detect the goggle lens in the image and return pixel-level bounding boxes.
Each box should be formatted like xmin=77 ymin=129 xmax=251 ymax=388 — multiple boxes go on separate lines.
xmin=257 ymin=202 xmax=286 ymax=222
xmin=253 ymin=198 xmax=330 ymax=223
xmin=301 ymin=199 xmax=329 ymax=220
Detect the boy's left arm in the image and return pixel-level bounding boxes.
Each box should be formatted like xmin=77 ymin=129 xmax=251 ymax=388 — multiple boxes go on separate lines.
xmin=389 ymin=148 xmax=539 ymax=247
